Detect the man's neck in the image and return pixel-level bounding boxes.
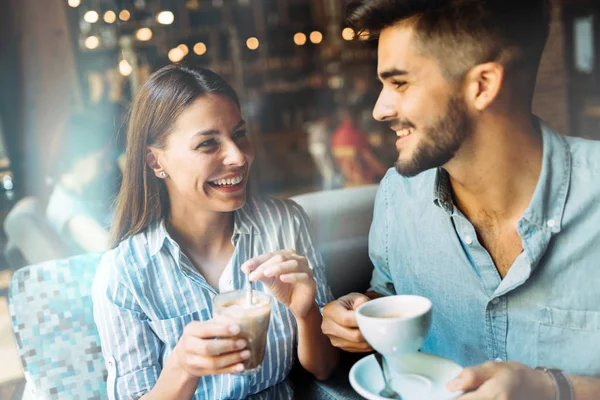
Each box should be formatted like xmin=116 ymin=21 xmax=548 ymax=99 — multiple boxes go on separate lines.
xmin=445 ymin=113 xmax=543 ymax=223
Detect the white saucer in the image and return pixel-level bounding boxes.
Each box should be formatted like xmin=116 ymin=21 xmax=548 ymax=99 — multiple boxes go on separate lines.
xmin=349 ymin=352 xmax=464 ymax=400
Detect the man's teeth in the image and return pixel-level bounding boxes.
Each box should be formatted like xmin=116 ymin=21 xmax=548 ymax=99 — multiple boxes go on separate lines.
xmin=396 ymin=129 xmax=413 ymax=138
xmin=211 ymin=175 xmax=243 ymax=187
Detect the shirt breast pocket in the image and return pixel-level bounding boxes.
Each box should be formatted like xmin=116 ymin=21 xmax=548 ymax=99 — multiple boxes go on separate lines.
xmin=537 ymin=306 xmax=600 ymax=376
xmin=148 ymin=309 xmax=211 ymax=348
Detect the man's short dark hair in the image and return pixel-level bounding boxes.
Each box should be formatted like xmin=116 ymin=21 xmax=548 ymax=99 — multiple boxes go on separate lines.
xmin=347 ymin=0 xmax=551 ymax=85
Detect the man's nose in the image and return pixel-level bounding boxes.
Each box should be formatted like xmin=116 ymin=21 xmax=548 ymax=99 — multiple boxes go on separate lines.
xmin=373 ymin=90 xmax=397 ymax=122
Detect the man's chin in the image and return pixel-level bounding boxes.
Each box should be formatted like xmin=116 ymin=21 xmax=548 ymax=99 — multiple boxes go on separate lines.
xmin=394 ymin=154 xmax=432 ymax=177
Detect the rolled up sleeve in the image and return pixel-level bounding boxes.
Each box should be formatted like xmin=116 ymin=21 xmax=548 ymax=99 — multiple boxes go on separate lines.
xmin=92 ymin=252 xmax=163 ymax=400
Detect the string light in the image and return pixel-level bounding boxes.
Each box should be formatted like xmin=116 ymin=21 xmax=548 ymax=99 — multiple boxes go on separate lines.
xmin=309 ymin=31 xmax=323 ymax=44
xmin=246 ymin=37 xmax=259 ymax=50
xmin=84 ymin=36 xmax=100 ymax=49
xmin=119 ymin=59 xmax=132 ymax=76
xmin=83 ymin=10 xmax=99 ymax=23
xmin=293 ymin=33 xmax=307 ymax=46
xmin=119 ymin=10 xmax=131 ymax=21
xmin=156 ymin=11 xmax=175 ymax=25
xmin=136 ymin=28 xmax=153 ymax=41
xmin=342 ymin=27 xmax=355 ymax=41
xmin=104 ymin=11 xmax=116 ymax=24
xmin=193 ymin=42 xmax=207 ymax=55
xmin=168 ymin=47 xmax=185 ymax=62
xmin=177 ymin=44 xmax=189 ymax=55
xmin=68 ymin=0 xmax=81 ymax=8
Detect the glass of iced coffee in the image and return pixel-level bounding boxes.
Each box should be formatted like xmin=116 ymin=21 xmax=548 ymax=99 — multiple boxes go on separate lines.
xmin=212 ymin=289 xmax=272 ymax=375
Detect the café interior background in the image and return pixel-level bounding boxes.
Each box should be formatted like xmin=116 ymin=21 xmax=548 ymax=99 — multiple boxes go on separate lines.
xmin=0 ymin=0 xmax=599 ymax=398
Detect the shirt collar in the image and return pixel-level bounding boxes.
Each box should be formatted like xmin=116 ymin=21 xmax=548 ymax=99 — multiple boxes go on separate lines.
xmin=433 ymin=168 xmax=454 ymax=215
xmin=147 ymin=199 xmax=260 ymax=257
xmin=432 ymin=120 xmax=571 ymax=233
xmin=521 ymin=121 xmax=571 ymax=233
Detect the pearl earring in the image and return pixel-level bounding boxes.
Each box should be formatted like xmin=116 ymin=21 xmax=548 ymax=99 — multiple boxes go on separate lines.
xmin=159 ymin=172 xmax=167 ymax=178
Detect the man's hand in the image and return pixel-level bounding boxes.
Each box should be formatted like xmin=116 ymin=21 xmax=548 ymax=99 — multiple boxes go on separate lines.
xmin=448 ymin=361 xmax=555 ymax=399
xmin=321 ymin=293 xmax=372 ymax=353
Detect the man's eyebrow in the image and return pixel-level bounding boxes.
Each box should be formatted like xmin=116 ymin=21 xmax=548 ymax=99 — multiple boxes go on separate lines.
xmin=379 ymin=69 xmax=408 ymax=80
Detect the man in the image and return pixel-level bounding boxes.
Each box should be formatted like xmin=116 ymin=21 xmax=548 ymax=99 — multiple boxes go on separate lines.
xmin=321 ymin=1 xmax=600 ymax=399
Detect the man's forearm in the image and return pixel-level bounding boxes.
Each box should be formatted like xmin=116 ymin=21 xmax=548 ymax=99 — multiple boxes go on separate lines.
xmin=568 ymin=375 xmax=600 ymax=400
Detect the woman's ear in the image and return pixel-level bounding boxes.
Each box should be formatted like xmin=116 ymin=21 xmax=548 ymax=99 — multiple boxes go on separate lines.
xmin=146 ymin=148 xmax=166 ymax=178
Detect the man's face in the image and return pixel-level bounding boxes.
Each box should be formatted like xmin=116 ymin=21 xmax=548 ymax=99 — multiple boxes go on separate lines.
xmin=374 ymin=24 xmax=472 ymax=177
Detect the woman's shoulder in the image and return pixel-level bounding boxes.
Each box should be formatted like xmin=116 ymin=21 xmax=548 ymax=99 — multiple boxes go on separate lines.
xmin=95 ymin=229 xmax=154 ymax=286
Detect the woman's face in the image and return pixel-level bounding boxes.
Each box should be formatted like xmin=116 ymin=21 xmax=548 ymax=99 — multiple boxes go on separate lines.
xmin=149 ymin=94 xmax=254 ymax=213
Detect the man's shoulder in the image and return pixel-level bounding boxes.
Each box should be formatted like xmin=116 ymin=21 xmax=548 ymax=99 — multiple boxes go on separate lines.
xmin=565 ymin=135 xmax=600 ymax=174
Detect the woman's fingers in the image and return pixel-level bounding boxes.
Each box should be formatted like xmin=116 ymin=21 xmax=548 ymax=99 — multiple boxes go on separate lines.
xmin=279 ymin=272 xmax=312 ymax=284
xmin=241 ymin=249 xmax=298 ymax=274
xmin=249 ymin=256 xmax=311 ymax=281
xmin=183 ymin=320 xmax=240 ymax=339
xmin=186 ymin=349 xmax=251 ymax=372
xmin=184 ymin=336 xmax=247 ymax=357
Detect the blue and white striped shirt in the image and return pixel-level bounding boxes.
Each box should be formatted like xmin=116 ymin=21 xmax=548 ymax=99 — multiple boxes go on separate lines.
xmin=92 ymin=197 xmax=333 ymax=400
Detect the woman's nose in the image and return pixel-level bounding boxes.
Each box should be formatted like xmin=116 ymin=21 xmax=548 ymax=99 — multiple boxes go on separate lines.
xmin=223 ymin=140 xmax=246 ymax=166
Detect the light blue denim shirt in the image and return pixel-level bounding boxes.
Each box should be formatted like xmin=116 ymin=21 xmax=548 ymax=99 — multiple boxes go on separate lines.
xmin=369 ymin=121 xmax=600 ymax=375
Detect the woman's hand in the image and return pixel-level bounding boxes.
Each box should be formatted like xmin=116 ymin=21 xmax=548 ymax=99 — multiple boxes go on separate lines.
xmin=173 ymin=318 xmax=250 ymax=378
xmin=241 ymin=249 xmax=317 ymax=319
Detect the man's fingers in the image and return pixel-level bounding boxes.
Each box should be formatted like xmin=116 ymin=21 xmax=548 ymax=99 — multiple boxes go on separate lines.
xmin=352 ymin=295 xmax=370 ymax=310
xmin=322 ymin=317 xmax=366 ymax=343
xmin=184 ymin=337 xmax=247 ymax=357
xmin=323 ymin=301 xmax=360 ymax=328
xmin=447 ymin=363 xmax=496 ymax=392
xmin=327 ymin=335 xmax=373 ymax=353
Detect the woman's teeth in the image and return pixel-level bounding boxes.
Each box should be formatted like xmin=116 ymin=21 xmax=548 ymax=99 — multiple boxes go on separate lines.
xmin=210 ymin=175 xmax=243 ymax=187
xmin=396 ymin=128 xmax=413 ymax=138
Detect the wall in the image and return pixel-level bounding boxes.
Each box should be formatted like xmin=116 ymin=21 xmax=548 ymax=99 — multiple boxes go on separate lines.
xmin=533 ymin=0 xmax=570 ymax=134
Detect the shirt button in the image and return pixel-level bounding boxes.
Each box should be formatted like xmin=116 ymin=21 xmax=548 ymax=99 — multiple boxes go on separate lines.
xmin=547 ymin=219 xmax=556 ymax=228
xmin=464 ymin=235 xmax=473 ymax=245
xmin=491 ymin=297 xmax=500 ymax=305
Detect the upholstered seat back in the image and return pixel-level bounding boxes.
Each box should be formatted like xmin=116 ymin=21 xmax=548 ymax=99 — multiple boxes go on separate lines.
xmin=9 ymin=253 xmax=107 ymax=399
xmin=291 ymin=184 xmax=378 ymax=298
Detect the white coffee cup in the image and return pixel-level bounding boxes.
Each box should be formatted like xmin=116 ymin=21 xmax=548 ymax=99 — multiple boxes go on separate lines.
xmin=356 ymin=295 xmax=432 ymax=358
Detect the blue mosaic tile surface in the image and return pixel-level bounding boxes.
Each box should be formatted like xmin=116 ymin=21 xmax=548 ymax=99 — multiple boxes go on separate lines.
xmin=8 ymin=253 xmax=107 ymax=399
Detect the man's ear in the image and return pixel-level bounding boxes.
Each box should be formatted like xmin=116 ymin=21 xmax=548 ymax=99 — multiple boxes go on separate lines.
xmin=146 ymin=147 xmax=165 ymax=178
xmin=463 ymin=62 xmax=504 ymax=112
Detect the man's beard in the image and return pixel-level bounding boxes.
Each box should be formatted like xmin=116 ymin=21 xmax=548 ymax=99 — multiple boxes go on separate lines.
xmin=395 ymin=95 xmax=472 ymax=177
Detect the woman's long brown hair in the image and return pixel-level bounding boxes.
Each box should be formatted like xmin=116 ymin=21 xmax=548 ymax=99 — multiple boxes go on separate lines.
xmin=111 ymin=65 xmax=240 ymax=246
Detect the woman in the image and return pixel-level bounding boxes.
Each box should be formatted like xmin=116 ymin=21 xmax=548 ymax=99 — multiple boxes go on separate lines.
xmin=92 ymin=65 xmax=338 ymax=400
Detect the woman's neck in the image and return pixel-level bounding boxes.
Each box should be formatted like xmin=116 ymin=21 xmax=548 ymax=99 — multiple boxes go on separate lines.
xmin=167 ymin=209 xmax=235 ymax=257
